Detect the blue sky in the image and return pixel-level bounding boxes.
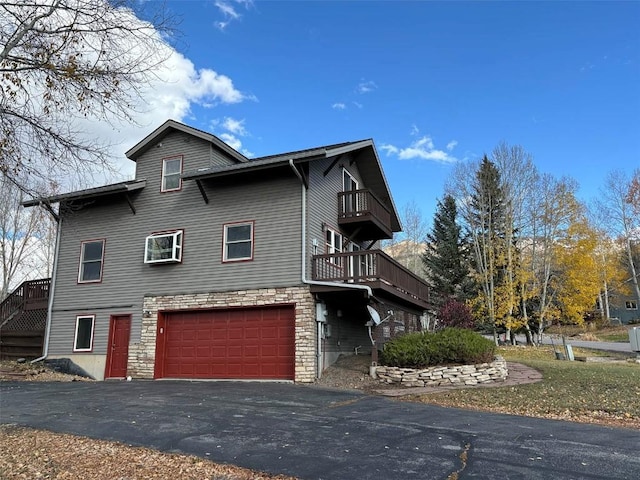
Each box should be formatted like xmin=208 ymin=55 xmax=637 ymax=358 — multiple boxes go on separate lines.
xmin=120 ymin=0 xmax=639 ymax=224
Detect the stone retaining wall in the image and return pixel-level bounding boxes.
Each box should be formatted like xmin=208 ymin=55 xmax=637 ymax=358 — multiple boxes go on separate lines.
xmin=374 ymin=356 xmax=508 ymax=387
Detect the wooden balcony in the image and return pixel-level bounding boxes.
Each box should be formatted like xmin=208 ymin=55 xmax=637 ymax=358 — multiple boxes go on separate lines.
xmin=311 ymin=250 xmax=430 ymax=310
xmin=1 ymin=278 xmax=50 ymax=327
xmin=338 ymin=189 xmax=393 ymax=240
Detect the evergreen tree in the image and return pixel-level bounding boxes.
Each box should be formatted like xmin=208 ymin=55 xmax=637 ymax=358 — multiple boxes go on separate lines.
xmin=422 ymin=195 xmax=469 ymax=305
xmin=466 ymin=156 xmax=509 ymax=342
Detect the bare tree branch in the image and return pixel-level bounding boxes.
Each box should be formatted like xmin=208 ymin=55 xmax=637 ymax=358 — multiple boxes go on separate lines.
xmin=0 ymin=0 xmax=174 ymax=196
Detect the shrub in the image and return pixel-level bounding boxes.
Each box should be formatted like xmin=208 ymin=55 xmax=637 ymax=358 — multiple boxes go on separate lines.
xmin=380 ymin=328 xmax=496 ymax=368
xmin=437 ymin=299 xmax=475 ymax=329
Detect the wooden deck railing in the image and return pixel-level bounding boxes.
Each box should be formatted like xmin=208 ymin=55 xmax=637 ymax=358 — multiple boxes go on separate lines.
xmin=338 ymin=189 xmax=392 ymax=228
xmin=311 ymin=250 xmax=429 ymax=305
xmin=0 ymin=278 xmax=51 ymax=326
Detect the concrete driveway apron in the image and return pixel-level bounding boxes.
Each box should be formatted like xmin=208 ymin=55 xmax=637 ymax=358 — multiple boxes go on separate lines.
xmin=1 ymin=380 xmax=638 ymax=479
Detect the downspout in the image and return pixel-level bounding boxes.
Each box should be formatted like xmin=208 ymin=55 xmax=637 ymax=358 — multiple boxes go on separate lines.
xmin=288 ymin=160 xmax=373 ymax=379
xmin=32 ymin=216 xmax=62 ymax=364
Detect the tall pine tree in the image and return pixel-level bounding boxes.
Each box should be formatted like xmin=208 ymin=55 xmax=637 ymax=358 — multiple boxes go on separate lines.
xmin=423 ymin=194 xmax=469 ymax=306
xmin=466 ymin=156 xmax=509 ymax=343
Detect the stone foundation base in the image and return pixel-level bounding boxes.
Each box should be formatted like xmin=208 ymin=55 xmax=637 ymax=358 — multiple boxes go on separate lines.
xmin=375 ymin=356 xmax=508 ymax=387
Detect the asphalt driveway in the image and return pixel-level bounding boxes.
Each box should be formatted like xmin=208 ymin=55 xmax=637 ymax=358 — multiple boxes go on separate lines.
xmin=1 ymin=380 xmax=638 ymax=479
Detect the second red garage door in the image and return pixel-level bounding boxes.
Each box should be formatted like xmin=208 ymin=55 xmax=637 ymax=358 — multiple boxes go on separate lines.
xmin=155 ymin=306 xmax=295 ymax=380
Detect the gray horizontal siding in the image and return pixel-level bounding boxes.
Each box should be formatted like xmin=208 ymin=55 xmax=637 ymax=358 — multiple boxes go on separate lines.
xmin=48 ymin=308 xmax=134 ymax=357
xmin=49 ymin=131 xmax=302 ymax=356
xmin=306 ymin=155 xmax=365 ymax=274
xmin=134 ymin=130 xmax=236 ymax=183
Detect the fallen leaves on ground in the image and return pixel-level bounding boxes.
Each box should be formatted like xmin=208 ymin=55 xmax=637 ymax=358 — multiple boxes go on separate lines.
xmin=409 ymin=346 xmax=640 ymax=430
xmin=0 ymin=425 xmax=297 ymax=480
xmin=0 ymin=361 xmax=91 ymax=382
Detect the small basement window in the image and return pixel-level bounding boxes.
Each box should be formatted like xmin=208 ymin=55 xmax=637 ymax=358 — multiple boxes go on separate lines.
xmin=74 ymin=315 xmax=95 ymax=352
xmin=145 ymin=230 xmax=183 ymax=263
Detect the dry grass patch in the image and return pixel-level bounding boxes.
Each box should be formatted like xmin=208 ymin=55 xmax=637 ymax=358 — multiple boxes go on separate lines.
xmin=405 ymin=346 xmax=640 ymax=430
xmin=0 ymin=425 xmax=298 ymax=480
xmin=545 ymin=324 xmax=632 ymax=343
xmin=0 ymin=360 xmax=91 ymax=382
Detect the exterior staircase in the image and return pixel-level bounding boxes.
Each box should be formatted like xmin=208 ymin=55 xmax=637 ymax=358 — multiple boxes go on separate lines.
xmin=0 ymin=279 xmax=51 ymax=359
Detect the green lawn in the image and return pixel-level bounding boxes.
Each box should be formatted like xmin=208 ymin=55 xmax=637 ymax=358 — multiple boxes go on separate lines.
xmin=597 ymin=332 xmax=633 ymax=342
xmin=407 ymin=346 xmax=640 ymax=429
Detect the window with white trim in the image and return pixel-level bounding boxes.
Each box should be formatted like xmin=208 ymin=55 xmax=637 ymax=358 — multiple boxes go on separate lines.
xmin=343 ymin=168 xmax=359 ymax=192
xmin=145 ymin=230 xmax=183 ymax=263
xmin=342 ymin=168 xmax=359 ymax=214
xmin=78 ymin=240 xmax=105 ymax=283
xmin=223 ymin=222 xmax=253 ymax=261
xmin=326 ymin=228 xmax=343 ymax=255
xmin=73 ymin=315 xmax=95 ymax=352
xmin=626 ymin=301 xmax=638 ymax=310
xmin=325 ymin=228 xmax=343 ymax=265
xmin=162 ymin=156 xmax=182 ymax=192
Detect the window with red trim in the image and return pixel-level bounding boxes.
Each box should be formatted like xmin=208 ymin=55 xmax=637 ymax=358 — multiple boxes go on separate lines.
xmin=223 ymin=222 xmax=253 ymax=262
xmin=78 ymin=240 xmax=104 ymax=283
xmin=162 ymin=156 xmax=182 ymax=192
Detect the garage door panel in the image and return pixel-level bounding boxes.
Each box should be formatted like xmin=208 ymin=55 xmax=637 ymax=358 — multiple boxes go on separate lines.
xmin=159 ymin=307 xmax=295 ymax=380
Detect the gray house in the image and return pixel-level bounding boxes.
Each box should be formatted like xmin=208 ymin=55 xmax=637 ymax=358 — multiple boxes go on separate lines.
xmin=21 ymin=120 xmax=429 ymax=381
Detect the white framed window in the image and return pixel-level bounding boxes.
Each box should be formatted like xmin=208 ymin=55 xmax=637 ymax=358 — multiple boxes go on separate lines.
xmin=145 ymin=230 xmax=183 ymax=263
xmin=162 ymin=156 xmax=183 ymax=192
xmin=73 ymin=315 xmax=95 ymax=352
xmin=78 ymin=239 xmax=105 ymax=283
xmin=626 ymin=301 xmax=638 ymax=310
xmin=343 ymin=168 xmax=359 ymax=192
xmin=223 ymin=222 xmax=254 ymax=262
xmin=325 ymin=228 xmax=343 ymax=266
xmin=326 ymin=228 xmax=343 ymax=255
xmin=342 ymin=168 xmax=360 ymax=214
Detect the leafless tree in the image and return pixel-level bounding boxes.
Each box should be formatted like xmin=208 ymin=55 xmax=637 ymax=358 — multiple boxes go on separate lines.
xmin=491 ymin=142 xmax=538 ymax=343
xmin=0 ymin=0 xmax=173 ymax=197
xmin=1 ymin=174 xmax=57 ymax=299
xmin=386 ymin=200 xmax=428 ymax=278
xmin=595 ymin=170 xmax=640 ymax=308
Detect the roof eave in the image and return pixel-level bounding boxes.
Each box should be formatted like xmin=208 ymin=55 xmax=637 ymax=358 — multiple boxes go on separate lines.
xmin=21 ymin=180 xmax=146 ymax=207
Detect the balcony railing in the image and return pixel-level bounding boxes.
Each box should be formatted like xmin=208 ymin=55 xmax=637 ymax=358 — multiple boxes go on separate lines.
xmin=0 ymin=278 xmax=51 ymax=327
xmin=337 ymin=189 xmax=393 ymax=239
xmin=311 ymin=250 xmax=429 ymax=308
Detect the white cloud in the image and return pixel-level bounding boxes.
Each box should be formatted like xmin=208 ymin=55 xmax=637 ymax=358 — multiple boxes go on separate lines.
xmin=381 ymin=135 xmax=457 ymax=164
xmin=357 ymin=80 xmax=377 ymax=94
xmin=446 ymin=140 xmax=458 ymax=151
xmin=213 ymin=116 xmax=254 ymax=156
xmin=71 ymin=23 xmax=255 ymax=181
xmin=410 ymin=124 xmax=419 ymax=136
xmin=219 ymin=132 xmax=242 ymax=151
xmin=358 ymin=80 xmax=378 ymax=93
xmin=380 ymin=144 xmax=399 ymax=156
xmin=332 ymin=103 xmax=346 ymax=110
xmin=215 ymin=0 xmax=241 ymax=20
xmin=352 ymin=101 xmax=363 ymax=109
xmin=214 ymin=0 xmax=253 ymax=30
xmin=222 ymin=117 xmax=247 ymax=136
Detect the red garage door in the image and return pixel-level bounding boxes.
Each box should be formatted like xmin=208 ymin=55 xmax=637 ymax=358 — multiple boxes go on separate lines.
xmin=155 ymin=306 xmax=295 ymax=380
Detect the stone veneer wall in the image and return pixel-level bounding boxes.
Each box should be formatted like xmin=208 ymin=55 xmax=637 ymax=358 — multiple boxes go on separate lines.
xmin=127 ymin=286 xmax=316 ymax=382
xmin=374 ymin=356 xmax=508 ymax=387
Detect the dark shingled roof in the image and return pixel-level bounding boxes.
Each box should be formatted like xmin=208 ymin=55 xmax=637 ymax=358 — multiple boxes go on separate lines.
xmin=21 ymin=180 xmax=146 ymax=207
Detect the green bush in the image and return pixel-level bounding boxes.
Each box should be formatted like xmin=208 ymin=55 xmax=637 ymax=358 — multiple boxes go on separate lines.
xmin=380 ymin=328 xmax=496 ymax=368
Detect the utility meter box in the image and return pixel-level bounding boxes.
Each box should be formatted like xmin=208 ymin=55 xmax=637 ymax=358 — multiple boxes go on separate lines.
xmin=629 ymin=327 xmax=640 ymax=352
